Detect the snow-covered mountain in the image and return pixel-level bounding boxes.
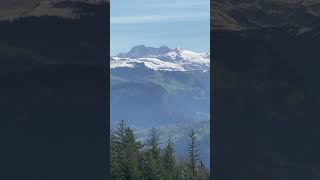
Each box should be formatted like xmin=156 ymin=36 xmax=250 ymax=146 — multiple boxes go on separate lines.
xmin=111 ymin=45 xmax=210 ymax=71
xmin=110 ymin=45 xmax=210 ymax=127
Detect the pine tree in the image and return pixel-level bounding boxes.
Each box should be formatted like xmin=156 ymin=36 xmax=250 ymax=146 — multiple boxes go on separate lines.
xmin=123 ymin=127 xmax=142 ymax=179
xmin=110 ymin=120 xmax=127 ymax=180
xmin=111 ymin=121 xmax=142 ymax=180
xmin=163 ymin=137 xmax=177 ymax=180
xmin=185 ymin=129 xmax=200 ymax=179
xmin=111 ymin=131 xmax=121 ymax=179
xmin=111 ymin=123 xmax=210 ymax=180
xmin=143 ymin=128 xmax=165 ymax=180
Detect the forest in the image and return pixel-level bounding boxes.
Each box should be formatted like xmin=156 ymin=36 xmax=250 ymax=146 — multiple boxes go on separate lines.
xmin=111 ymin=121 xmax=210 ymax=180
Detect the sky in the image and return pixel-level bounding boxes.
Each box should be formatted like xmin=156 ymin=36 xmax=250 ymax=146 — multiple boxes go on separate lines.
xmin=110 ymin=0 xmax=210 ymax=55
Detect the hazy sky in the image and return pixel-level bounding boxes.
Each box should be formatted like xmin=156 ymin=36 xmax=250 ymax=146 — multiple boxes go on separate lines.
xmin=110 ymin=0 xmax=210 ymax=55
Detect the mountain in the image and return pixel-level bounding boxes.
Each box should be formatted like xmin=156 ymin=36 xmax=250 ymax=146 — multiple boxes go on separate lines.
xmin=116 ymin=45 xmax=172 ymax=58
xmin=110 ymin=45 xmax=210 ymax=166
xmin=111 ymin=45 xmax=210 ymax=71
xmin=110 ymin=45 xmax=210 ymax=126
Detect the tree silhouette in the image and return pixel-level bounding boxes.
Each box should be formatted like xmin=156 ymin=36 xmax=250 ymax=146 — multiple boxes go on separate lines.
xmin=110 ymin=122 xmax=209 ymax=180
xmin=186 ymin=129 xmax=200 ymax=178
xmin=163 ymin=136 xmax=178 ymax=180
xmin=143 ymin=127 xmax=165 ymax=180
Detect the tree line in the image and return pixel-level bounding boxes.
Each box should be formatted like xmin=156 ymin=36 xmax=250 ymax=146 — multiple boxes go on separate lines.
xmin=111 ymin=121 xmax=209 ymax=180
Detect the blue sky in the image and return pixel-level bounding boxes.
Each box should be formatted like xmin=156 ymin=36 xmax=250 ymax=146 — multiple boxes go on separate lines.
xmin=110 ymin=0 xmax=210 ymax=55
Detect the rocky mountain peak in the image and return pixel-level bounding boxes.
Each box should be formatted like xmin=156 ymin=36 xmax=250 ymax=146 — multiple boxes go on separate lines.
xmin=116 ymin=45 xmax=172 ymax=59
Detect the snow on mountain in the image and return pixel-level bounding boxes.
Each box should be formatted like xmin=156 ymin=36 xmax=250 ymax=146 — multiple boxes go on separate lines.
xmin=111 ymin=45 xmax=210 ymax=71
xmin=111 ymin=57 xmax=186 ymax=71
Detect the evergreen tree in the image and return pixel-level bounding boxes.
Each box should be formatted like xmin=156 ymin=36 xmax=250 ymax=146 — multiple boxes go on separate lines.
xmin=111 ymin=121 xmax=143 ymax=180
xmin=185 ymin=129 xmax=200 ymax=179
xmin=163 ymin=137 xmax=178 ymax=180
xmin=123 ymin=127 xmax=142 ymax=179
xmin=110 ymin=123 xmax=210 ymax=180
xmin=111 ymin=131 xmax=122 ymax=179
xmin=111 ymin=121 xmax=127 ymax=180
xmin=143 ymin=128 xmax=165 ymax=180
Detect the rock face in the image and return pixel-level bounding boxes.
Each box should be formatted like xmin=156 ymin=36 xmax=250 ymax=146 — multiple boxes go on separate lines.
xmin=0 ymin=1 xmax=109 ymax=179
xmin=212 ymin=0 xmax=320 ymax=179
xmin=116 ymin=45 xmax=172 ymax=58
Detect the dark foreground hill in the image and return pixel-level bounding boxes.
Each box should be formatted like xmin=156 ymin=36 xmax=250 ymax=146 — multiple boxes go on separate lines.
xmin=212 ymin=0 xmax=320 ymax=179
xmin=0 ymin=1 xmax=108 ymax=179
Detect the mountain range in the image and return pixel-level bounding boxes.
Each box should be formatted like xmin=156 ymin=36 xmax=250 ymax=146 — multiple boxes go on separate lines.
xmin=110 ymin=45 xmax=210 ymax=126
xmin=110 ymin=45 xmax=211 ymax=166
xmin=111 ymin=45 xmax=210 ymax=72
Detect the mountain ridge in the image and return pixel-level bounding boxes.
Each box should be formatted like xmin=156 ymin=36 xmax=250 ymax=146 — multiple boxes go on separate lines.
xmin=111 ymin=45 xmax=210 ymax=72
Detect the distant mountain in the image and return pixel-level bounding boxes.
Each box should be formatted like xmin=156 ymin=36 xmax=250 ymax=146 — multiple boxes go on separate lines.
xmin=116 ymin=45 xmax=172 ymax=58
xmin=111 ymin=45 xmax=210 ymax=71
xmin=110 ymin=45 xmax=210 ymax=166
xmin=111 ymin=45 xmax=210 ymax=127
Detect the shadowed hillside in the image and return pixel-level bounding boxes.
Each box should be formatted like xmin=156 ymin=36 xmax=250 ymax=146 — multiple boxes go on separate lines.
xmin=0 ymin=1 xmax=109 ymax=179
xmin=212 ymin=0 xmax=320 ymax=179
